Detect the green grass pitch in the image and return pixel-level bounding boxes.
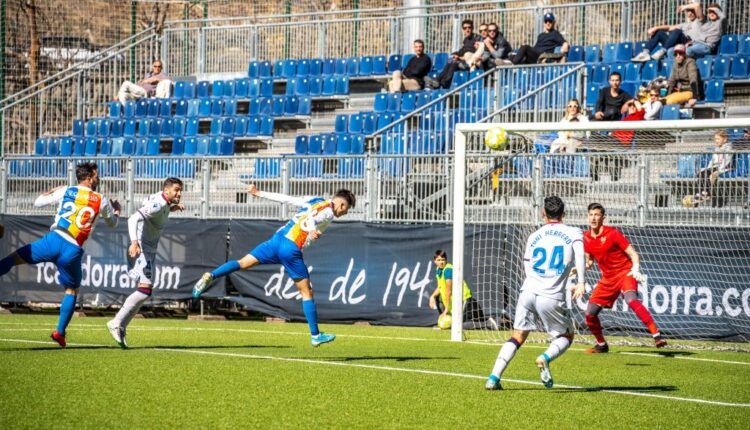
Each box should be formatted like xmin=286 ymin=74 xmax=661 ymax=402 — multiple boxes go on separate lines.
xmin=0 ymin=314 xmax=748 ymax=428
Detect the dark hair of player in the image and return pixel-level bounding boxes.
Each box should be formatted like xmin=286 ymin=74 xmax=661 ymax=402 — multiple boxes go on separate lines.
xmin=461 ymin=19 xmax=474 ymax=28
xmin=163 ymin=177 xmax=183 ymax=189
xmin=76 ymin=162 xmax=98 ymax=183
xmin=609 ymin=71 xmax=622 ymax=80
xmin=434 ymin=249 xmax=448 ymax=259
xmin=335 ymin=189 xmax=356 ymax=208
xmin=588 ymin=202 xmax=606 ymax=215
xmin=413 ymin=39 xmax=425 ymax=46
xmin=544 ymin=196 xmax=565 ymax=220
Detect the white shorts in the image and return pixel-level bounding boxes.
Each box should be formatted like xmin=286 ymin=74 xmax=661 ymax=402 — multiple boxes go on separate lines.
xmin=127 ymin=251 xmax=156 ymax=285
xmin=513 ymin=290 xmax=574 ymax=337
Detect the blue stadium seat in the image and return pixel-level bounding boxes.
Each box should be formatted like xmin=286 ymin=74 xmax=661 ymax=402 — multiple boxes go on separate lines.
xmin=108 ymin=137 xmax=123 ymax=156
xmin=298 ymin=96 xmax=312 ymax=115
xmin=109 ymin=101 xmax=121 ymax=118
xmin=704 ymin=79 xmax=724 ymax=102
xmin=72 ymin=137 xmax=85 ymax=156
xmin=380 ymin=133 xmax=406 ymax=154
xmin=283 ymin=60 xmax=297 ymax=79
xmin=122 ymin=101 xmax=135 ymax=117
xmin=147 ymin=99 xmax=159 ymax=117
xmin=401 ymin=54 xmax=415 ymax=69
xmin=584 ymin=45 xmax=601 ymax=63
xmin=322 ymin=134 xmax=337 ymax=155
xmin=258 ymin=97 xmax=273 ymax=116
xmin=297 ymin=59 xmax=310 ymax=77
xmin=149 ymin=118 xmax=162 ymax=136
xmin=224 ymin=98 xmax=238 ymax=116
xmin=212 ymin=80 xmax=226 ymax=98
xmin=387 ymin=93 xmax=401 ymax=112
xmin=286 ymin=78 xmax=297 ymax=96
xmin=272 ymin=96 xmax=285 ymax=116
xmin=159 ymin=99 xmax=172 ymax=117
xmin=197 ymin=99 xmax=211 ymax=117
xmin=348 ymin=113 xmax=363 ymax=134
xmin=295 ymin=77 xmax=310 ymax=95
xmin=72 ymin=119 xmax=84 ymax=136
xmin=359 ymin=56 xmax=373 ymax=75
xmin=432 ymin=52 xmax=448 ymax=72
xmin=335 ymin=114 xmax=348 ymax=133
xmin=719 ymin=35 xmax=739 ymax=55
xmin=171 ymin=137 xmax=185 ymax=156
xmin=310 ymin=59 xmax=323 ymax=76
xmin=374 ymin=93 xmax=388 ymax=113
xmin=696 ymin=57 xmax=713 ymax=79
xmin=222 ymin=118 xmax=236 ymax=136
xmin=592 ymin=64 xmax=610 ymax=84
xmin=308 ymin=135 xmax=322 ymax=153
xmin=373 ymin=56 xmax=387 ymax=74
xmin=284 ymin=96 xmax=299 ymax=116
xmin=660 ymin=104 xmax=680 ymax=120
xmin=640 ymin=60 xmax=659 ymax=81
xmin=146 ymin=137 xmax=160 ymax=155
xmin=235 ymin=78 xmax=250 ymax=97
xmin=335 ymin=76 xmax=349 ymax=94
xmin=323 ymin=58 xmax=336 ymax=75
xmin=248 ymin=78 xmax=261 ymax=97
xmin=84 ymin=137 xmax=98 ymax=156
xmin=273 ymin=60 xmax=284 ymax=79
xmin=98 ymin=119 xmax=112 ymax=137
xmin=337 ymin=158 xmax=365 ymax=178
xmin=713 ymin=56 xmax=731 ymax=79
xmin=210 ymin=118 xmax=223 ymax=135
xmin=260 ymin=116 xmax=274 ymax=136
xmin=173 ymin=81 xmax=187 ymax=98
xmin=111 ymin=119 xmax=124 ymax=137
xmin=170 ymin=117 xmax=185 ymax=137
xmin=567 ymin=45 xmax=584 ymax=62
xmin=661 ymin=59 xmax=673 ymax=77
xmin=184 ymin=137 xmax=198 ymax=155
xmin=234 ymin=117 xmax=249 ymax=135
xmin=740 ymin=34 xmax=750 ymax=56
xmin=731 ymin=56 xmax=750 ymax=79
xmin=362 ymin=112 xmax=377 ymax=134
xmin=260 ymin=78 xmax=274 ymax=98
xmin=247 ymin=61 xmax=263 ymax=78
xmin=322 ymin=77 xmax=336 ymax=96
xmin=247 ymin=116 xmax=261 ymax=136
xmin=620 ymin=82 xmax=638 ymax=97
xmin=585 ymin=84 xmax=599 ymax=108
xmin=187 ymin=99 xmax=201 ymax=117
xmin=388 ymin=54 xmax=402 ymax=72
xmin=451 ymin=71 xmax=468 ymax=88
xmin=248 ymin=98 xmax=261 ymax=116
xmin=85 ymin=119 xmax=98 ymax=136
xmin=174 ymin=100 xmax=188 ymax=116
xmin=59 ymin=137 xmax=73 ymax=156
xmin=258 ymin=61 xmax=272 ymax=77
xmin=615 ymin=42 xmax=633 ymax=62
xmin=182 ymin=81 xmax=196 ymax=99
xmin=208 ymin=137 xmax=222 ymax=155
xmin=351 ymin=134 xmax=365 ymax=153
xmin=347 ymin=57 xmax=359 ymax=75
xmin=161 ymin=118 xmax=174 ymax=136
xmin=197 ymin=81 xmax=210 ymax=98
xmin=335 ymin=58 xmax=347 ymax=75
xmin=185 ymin=118 xmax=199 ymax=136
xmin=135 ymin=99 xmax=148 ymax=117
xmin=603 ymin=43 xmax=618 ymax=63
xmin=221 ymin=137 xmax=235 ymax=155
xmin=401 ymin=92 xmax=416 ymax=112
xmin=633 ymin=40 xmax=648 ymax=56
xmin=34 ymin=137 xmax=46 ymax=156
xmin=308 ymin=77 xmax=323 ymax=96
xmin=195 ymin=137 xmax=209 ymax=156
xmin=624 ymin=62 xmax=641 ymax=82
xmin=336 ymin=134 xmax=351 ymax=154
xmin=123 ymin=119 xmax=137 ymax=137
xmin=295 ymin=135 xmax=308 ymax=154
xmin=377 ymin=112 xmax=393 ymax=130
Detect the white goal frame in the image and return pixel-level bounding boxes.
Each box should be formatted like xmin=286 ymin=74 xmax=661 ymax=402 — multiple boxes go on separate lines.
xmin=451 ymin=118 xmax=750 ymax=342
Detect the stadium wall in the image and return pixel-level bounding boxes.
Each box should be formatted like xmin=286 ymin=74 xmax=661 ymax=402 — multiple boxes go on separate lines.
xmin=2 ymin=215 xmax=749 ymax=340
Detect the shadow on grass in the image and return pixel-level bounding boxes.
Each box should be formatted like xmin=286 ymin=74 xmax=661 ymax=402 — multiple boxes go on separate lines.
xmin=0 ymin=345 xmax=111 ymax=352
xmin=320 ymin=356 xmax=457 ymax=362
xmin=139 ymin=345 xmax=291 ymax=350
xmin=625 ymin=363 xmax=651 ymax=366
xmin=555 ymin=385 xmax=678 ymax=393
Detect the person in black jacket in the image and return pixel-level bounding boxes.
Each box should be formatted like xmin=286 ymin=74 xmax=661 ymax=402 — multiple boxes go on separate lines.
xmin=509 ymin=13 xmax=569 ymax=65
xmin=591 ymin=72 xmax=632 ymax=121
xmin=388 ymin=40 xmax=433 ymax=93
xmin=425 ymin=19 xmax=481 ymax=89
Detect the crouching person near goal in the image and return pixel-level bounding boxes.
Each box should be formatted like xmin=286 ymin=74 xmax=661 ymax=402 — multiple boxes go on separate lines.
xmin=486 ymin=196 xmax=585 ymax=390
xmin=428 ymin=249 xmax=498 ymax=330
xmin=583 ymin=203 xmax=666 ymax=353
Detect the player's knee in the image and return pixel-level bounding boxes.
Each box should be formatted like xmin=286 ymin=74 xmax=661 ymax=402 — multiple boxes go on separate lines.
xmin=137 ymin=285 xmax=153 ymax=296
xmin=11 ymin=252 xmax=27 ymax=265
xmin=64 ymin=287 xmax=78 ymax=295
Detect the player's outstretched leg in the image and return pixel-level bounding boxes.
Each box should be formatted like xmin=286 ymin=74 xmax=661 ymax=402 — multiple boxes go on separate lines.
xmin=107 ymin=286 xmax=152 ymax=348
xmin=536 ymin=334 xmax=573 ymax=389
xmin=584 ymin=303 xmax=609 ymax=354
xmin=51 ymin=289 xmax=78 ymax=348
xmin=486 ymin=334 xmax=525 ymax=390
xmin=624 ymin=291 xmax=667 ymax=348
xmin=194 ymin=255 xmax=257 ymax=299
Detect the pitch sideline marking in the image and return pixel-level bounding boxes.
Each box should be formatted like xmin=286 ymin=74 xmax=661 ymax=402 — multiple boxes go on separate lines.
xmin=1 ymin=323 xmax=749 ymax=366
xmin=0 ymin=336 xmax=748 ymax=408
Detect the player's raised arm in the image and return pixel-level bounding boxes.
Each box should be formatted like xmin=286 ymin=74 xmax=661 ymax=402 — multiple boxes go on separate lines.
xmin=33 ymin=186 xmax=67 ymax=208
xmin=100 ymin=197 xmax=121 ymax=228
xmin=247 ymin=184 xmax=312 ymax=207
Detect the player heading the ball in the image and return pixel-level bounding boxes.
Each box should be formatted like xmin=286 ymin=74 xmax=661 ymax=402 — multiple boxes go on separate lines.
xmin=192 ymin=185 xmax=356 ymax=347
xmin=486 ymin=196 xmax=585 ymax=391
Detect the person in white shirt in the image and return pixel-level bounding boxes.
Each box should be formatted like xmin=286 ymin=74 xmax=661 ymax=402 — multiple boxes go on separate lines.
xmin=643 ymin=89 xmax=663 ymax=120
xmin=693 ymin=130 xmax=733 ymax=205
xmin=486 ymin=196 xmax=585 ymax=391
xmin=106 ymin=177 xmax=184 ymax=348
xmin=550 ymin=98 xmax=589 ymax=153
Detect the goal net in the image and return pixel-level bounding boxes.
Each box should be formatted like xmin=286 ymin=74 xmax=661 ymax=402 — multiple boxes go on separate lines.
xmin=450 ymin=118 xmax=750 ymax=344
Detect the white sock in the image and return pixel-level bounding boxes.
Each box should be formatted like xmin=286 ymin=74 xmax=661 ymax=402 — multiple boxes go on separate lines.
xmin=111 ymin=290 xmax=150 ymax=328
xmin=490 ymin=339 xmax=520 ymax=379
xmin=541 ymin=336 xmax=571 ymax=363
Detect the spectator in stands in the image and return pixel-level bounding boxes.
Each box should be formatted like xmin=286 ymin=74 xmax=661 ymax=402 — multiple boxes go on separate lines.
xmin=687 ymin=3 xmax=726 ymax=60
xmin=507 ymin=13 xmax=568 ymax=65
xmin=632 ymin=4 xmax=701 ymax=62
xmin=665 ymin=44 xmax=702 ymax=107
xmin=550 ymin=98 xmax=588 ymax=153
xmin=693 ymin=130 xmax=733 ymax=205
xmin=472 ymin=23 xmax=513 ymax=70
xmin=425 ymin=19 xmax=480 ymax=89
xmin=643 ymin=89 xmax=663 ymax=120
xmin=612 ymin=99 xmax=647 ymax=146
xmin=388 ymin=40 xmax=432 ymax=93
xmin=591 ymin=72 xmax=632 ymax=121
xmin=116 ymin=60 xmax=171 ymax=101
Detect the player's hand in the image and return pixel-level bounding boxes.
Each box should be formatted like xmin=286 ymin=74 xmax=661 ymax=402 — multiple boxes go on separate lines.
xmin=647 ymin=26 xmax=657 ymax=37
xmin=246 ymin=184 xmax=260 ymax=197
xmin=170 ymin=203 xmax=185 ymax=212
xmin=128 ymin=241 xmax=141 ymax=258
xmin=628 ymin=268 xmax=647 ymax=283
xmin=429 ymin=296 xmax=437 ymax=310
xmin=594 ymin=111 xmax=604 ymax=120
xmin=569 ymin=282 xmax=585 ymax=300
xmin=309 ymin=230 xmax=321 ymax=240
xmin=111 ymin=200 xmax=122 ymax=216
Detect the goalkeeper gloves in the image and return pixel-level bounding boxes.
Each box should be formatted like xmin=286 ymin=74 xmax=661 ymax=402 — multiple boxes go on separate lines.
xmin=628 ymin=265 xmax=647 ymax=283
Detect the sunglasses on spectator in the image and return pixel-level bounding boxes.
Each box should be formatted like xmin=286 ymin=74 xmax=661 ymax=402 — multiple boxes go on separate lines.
xmin=488 ymin=29 xmax=497 ymax=33
xmin=649 ymin=93 xmax=658 ymax=97
xmin=479 ymin=28 xmax=488 ymax=32
xmin=462 ymin=26 xmax=472 ymax=30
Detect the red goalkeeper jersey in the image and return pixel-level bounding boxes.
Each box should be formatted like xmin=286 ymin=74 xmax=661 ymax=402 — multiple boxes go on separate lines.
xmin=583 ymin=226 xmax=633 ymax=278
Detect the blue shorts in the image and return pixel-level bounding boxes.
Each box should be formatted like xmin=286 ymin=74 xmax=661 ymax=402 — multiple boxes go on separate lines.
xmin=249 ymin=234 xmax=309 ymax=280
xmin=16 ymin=231 xmax=84 ymax=289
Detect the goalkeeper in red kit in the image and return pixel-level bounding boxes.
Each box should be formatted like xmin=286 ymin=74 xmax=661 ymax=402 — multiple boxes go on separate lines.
xmin=582 ymin=203 xmax=667 ymax=353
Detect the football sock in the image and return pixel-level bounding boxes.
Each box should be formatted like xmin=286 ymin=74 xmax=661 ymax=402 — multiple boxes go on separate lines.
xmin=302 ymin=299 xmax=320 ymax=336
xmin=490 ymin=338 xmax=521 ymax=379
xmin=112 ymin=287 xmax=152 ymax=328
xmin=541 ymin=336 xmax=572 ymax=363
xmin=585 ymin=314 xmax=607 ymax=344
xmin=628 ymin=299 xmax=659 ymax=335
xmin=56 ymin=293 xmax=77 ymax=336
xmin=211 ymin=260 xmax=240 ymax=279
xmin=0 ymin=256 xmax=15 ymax=277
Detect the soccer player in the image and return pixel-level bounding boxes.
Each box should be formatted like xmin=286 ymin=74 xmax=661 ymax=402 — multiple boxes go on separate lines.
xmin=106 ymin=177 xmax=184 ymax=348
xmin=486 ymin=196 xmax=585 ymax=390
xmin=583 ymin=203 xmax=666 ymax=352
xmin=192 ymin=184 xmax=356 ymax=347
xmin=0 ymin=162 xmax=120 ymax=347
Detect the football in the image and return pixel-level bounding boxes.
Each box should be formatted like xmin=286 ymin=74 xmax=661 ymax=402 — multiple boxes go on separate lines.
xmin=484 ymin=127 xmax=509 ymax=151
xmin=437 ymin=313 xmax=452 ymax=330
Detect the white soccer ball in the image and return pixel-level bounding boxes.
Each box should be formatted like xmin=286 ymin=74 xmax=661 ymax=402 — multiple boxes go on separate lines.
xmin=437 ymin=313 xmax=452 ymax=330
xmin=484 ymin=127 xmax=509 ymax=151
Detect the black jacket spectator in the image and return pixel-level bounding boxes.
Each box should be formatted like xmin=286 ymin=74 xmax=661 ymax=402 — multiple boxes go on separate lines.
xmin=535 ymin=30 xmax=566 ymax=53
xmin=402 ymin=55 xmax=432 ymax=88
xmin=457 ymin=34 xmax=483 ymax=56
xmin=594 ymin=87 xmax=632 ymax=121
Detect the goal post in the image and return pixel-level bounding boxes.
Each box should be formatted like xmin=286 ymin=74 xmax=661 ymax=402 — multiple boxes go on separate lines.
xmin=451 ymin=118 xmax=750 ymax=343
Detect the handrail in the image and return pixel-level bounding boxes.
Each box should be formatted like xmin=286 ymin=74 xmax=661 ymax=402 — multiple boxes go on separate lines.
xmin=0 ymin=33 xmax=159 ymax=113
xmin=0 ymin=26 xmax=156 ymax=108
xmin=478 ymin=63 xmax=586 ymax=122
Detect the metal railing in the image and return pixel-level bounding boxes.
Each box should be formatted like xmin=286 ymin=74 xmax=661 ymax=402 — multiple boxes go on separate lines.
xmin=2 ymin=151 xmax=749 ymax=228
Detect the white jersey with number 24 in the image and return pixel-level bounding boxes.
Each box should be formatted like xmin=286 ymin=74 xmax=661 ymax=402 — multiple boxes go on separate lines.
xmin=521 ymin=222 xmax=585 ymax=301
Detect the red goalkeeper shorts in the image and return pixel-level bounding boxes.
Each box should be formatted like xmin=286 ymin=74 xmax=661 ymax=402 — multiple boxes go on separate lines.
xmin=589 ymin=272 xmax=637 ymax=308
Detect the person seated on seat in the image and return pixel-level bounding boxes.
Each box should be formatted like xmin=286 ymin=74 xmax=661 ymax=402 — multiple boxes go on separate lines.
xmin=591 ymin=72 xmax=632 ymax=121
xmin=508 ymin=12 xmax=568 ymax=65
xmin=690 ymin=130 xmax=733 ymax=206
xmin=665 ymin=44 xmax=702 ymax=107
xmin=472 ymin=23 xmax=513 ymax=70
xmin=643 ymin=89 xmax=663 ymax=120
xmin=633 ymin=4 xmax=701 ymax=62
xmin=117 ymin=60 xmax=171 ymax=101
xmin=425 ymin=19 xmax=481 ymax=89
xmin=550 ymin=98 xmax=588 ymax=153
xmin=687 ymin=3 xmax=725 ymax=60
xmin=388 ymin=39 xmax=432 ymax=93
xmin=612 ymin=99 xmax=647 ymax=146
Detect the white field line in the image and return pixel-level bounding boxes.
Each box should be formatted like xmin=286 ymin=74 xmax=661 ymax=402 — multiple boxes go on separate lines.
xmin=1 ymin=336 xmax=746 ymax=408
xmin=0 ymin=323 xmax=748 ymax=366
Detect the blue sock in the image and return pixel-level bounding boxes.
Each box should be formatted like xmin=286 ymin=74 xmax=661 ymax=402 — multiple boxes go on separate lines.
xmin=0 ymin=256 xmax=16 ymax=277
xmin=56 ymin=293 xmax=77 ymax=336
xmin=211 ymin=260 xmax=241 ymax=279
xmin=302 ymin=299 xmax=320 ymax=336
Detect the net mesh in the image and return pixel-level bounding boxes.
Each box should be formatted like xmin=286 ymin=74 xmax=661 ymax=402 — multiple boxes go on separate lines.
xmin=456 ymin=120 xmax=750 ymax=343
